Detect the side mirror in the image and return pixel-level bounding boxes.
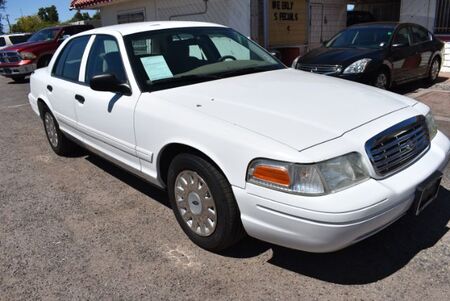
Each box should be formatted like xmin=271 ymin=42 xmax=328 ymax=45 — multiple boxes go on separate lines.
xmin=321 ymin=40 xmax=329 ymax=47
xmin=90 ymin=74 xmax=131 ymax=96
xmin=392 ymin=42 xmax=408 ymax=48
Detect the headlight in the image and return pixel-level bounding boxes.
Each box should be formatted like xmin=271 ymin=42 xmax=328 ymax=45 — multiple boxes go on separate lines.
xmin=247 ymin=153 xmax=369 ymax=195
xmin=425 ymin=112 xmax=438 ymax=140
xmin=343 ymin=58 xmax=372 ymax=74
xmin=19 ymin=52 xmax=37 ymax=60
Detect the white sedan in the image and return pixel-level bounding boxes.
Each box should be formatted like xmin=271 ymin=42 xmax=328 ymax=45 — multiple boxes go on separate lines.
xmin=28 ymin=21 xmax=450 ymax=253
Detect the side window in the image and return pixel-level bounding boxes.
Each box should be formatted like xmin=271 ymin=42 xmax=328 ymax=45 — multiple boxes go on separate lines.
xmin=189 ymin=45 xmax=206 ymax=60
xmin=0 ymin=37 xmax=6 ymax=47
xmin=10 ymin=35 xmax=30 ymax=44
xmin=85 ymin=35 xmax=127 ymax=84
xmin=393 ymin=27 xmax=411 ymax=46
xmin=411 ymin=25 xmax=431 ymax=44
xmin=52 ymin=36 xmax=90 ymax=82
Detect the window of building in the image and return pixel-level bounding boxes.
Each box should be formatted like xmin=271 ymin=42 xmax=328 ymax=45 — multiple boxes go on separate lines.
xmin=435 ymin=0 xmax=450 ymax=34
xmin=117 ymin=9 xmax=145 ymax=24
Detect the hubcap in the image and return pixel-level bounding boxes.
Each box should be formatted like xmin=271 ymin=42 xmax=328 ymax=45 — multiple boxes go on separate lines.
xmin=44 ymin=113 xmax=58 ymax=148
xmin=375 ymin=73 xmax=387 ymax=89
xmin=174 ymin=170 xmax=217 ymax=237
xmin=431 ymin=60 xmax=439 ymax=80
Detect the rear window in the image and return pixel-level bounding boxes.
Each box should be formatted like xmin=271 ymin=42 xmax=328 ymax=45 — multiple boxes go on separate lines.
xmin=0 ymin=37 xmax=5 ymax=47
xmin=9 ymin=35 xmax=30 ymax=44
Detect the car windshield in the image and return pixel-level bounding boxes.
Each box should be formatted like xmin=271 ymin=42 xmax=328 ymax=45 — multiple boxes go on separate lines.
xmin=125 ymin=27 xmax=285 ymax=91
xmin=326 ymin=27 xmax=394 ymax=49
xmin=28 ymin=28 xmax=60 ymax=42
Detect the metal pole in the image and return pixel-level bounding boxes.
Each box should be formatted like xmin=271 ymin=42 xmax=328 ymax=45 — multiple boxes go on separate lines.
xmin=263 ymin=0 xmax=269 ymax=49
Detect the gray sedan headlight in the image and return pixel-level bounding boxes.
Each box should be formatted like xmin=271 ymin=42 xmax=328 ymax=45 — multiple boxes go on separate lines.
xmin=343 ymin=58 xmax=372 ymax=74
xmin=425 ymin=112 xmax=438 ymax=140
xmin=247 ymin=153 xmax=369 ymax=196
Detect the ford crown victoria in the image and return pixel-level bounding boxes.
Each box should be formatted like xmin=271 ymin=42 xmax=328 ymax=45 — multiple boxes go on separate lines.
xmin=28 ymin=22 xmax=450 ymax=252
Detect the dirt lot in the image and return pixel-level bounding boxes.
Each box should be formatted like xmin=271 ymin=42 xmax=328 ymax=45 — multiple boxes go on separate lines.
xmin=0 ymin=74 xmax=449 ymax=300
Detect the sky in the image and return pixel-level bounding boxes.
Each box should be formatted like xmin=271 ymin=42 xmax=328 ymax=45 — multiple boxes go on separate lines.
xmin=1 ymin=0 xmax=96 ymax=30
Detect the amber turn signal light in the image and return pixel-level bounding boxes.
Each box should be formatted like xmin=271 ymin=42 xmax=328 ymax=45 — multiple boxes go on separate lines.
xmin=252 ymin=165 xmax=291 ymax=187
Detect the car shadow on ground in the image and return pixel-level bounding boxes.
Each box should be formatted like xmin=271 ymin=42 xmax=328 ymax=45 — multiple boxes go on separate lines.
xmin=84 ymin=153 xmax=170 ymax=208
xmin=82 ymin=152 xmax=449 ymax=285
xmin=223 ymin=187 xmax=450 ymax=285
xmin=392 ymin=75 xmax=448 ymax=95
xmin=7 ymin=78 xmax=30 ymax=85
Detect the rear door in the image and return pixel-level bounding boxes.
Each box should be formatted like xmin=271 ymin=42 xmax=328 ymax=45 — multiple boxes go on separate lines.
xmin=74 ymin=34 xmax=141 ymax=171
xmin=410 ymin=24 xmax=434 ymax=77
xmin=46 ymin=35 xmax=91 ymax=140
xmin=390 ymin=25 xmax=417 ymax=83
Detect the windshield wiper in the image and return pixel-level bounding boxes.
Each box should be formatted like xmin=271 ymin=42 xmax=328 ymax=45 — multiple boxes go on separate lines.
xmin=218 ymin=65 xmax=281 ymax=78
xmin=152 ymin=74 xmax=221 ymax=85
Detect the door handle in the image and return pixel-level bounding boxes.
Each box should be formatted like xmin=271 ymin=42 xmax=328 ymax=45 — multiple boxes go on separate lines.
xmin=47 ymin=85 xmax=53 ymax=92
xmin=75 ymin=94 xmax=85 ymax=104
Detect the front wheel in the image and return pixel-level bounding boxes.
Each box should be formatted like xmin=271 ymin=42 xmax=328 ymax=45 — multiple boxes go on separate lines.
xmin=167 ymin=153 xmax=245 ymax=252
xmin=373 ymin=70 xmax=389 ymax=90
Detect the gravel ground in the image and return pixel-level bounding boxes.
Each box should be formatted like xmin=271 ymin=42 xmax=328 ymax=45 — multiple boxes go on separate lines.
xmin=0 ymin=75 xmax=449 ymax=300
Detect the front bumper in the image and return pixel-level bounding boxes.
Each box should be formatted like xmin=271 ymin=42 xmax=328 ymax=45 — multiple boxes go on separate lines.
xmin=234 ymin=131 xmax=450 ymax=253
xmin=332 ymin=70 xmax=378 ymax=85
xmin=0 ymin=62 xmax=36 ymax=77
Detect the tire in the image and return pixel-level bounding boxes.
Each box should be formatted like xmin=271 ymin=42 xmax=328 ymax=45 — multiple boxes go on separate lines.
xmin=373 ymin=69 xmax=390 ymax=90
xmin=12 ymin=75 xmax=25 ymax=82
xmin=42 ymin=108 xmax=75 ymax=156
xmin=167 ymin=153 xmax=245 ymax=252
xmin=427 ymin=57 xmax=440 ymax=83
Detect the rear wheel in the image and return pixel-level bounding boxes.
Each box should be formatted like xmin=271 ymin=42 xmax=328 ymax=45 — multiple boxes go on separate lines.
xmin=42 ymin=108 xmax=76 ymax=156
xmin=427 ymin=58 xmax=440 ymax=83
xmin=373 ymin=70 xmax=389 ymax=90
xmin=167 ymin=153 xmax=245 ymax=252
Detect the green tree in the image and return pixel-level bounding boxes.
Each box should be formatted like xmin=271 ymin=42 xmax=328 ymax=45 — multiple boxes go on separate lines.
xmin=71 ymin=11 xmax=91 ymax=22
xmin=10 ymin=15 xmax=53 ymax=33
xmin=92 ymin=11 xmax=101 ymax=20
xmin=37 ymin=5 xmax=59 ymax=23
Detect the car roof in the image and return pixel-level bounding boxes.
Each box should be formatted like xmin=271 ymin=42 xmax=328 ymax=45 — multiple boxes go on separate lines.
xmin=349 ymin=22 xmax=399 ymax=29
xmin=82 ymin=21 xmax=225 ymax=36
xmin=0 ymin=33 xmax=31 ymax=36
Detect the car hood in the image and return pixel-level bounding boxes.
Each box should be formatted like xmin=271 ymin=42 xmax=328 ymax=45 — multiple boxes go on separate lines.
xmin=156 ymin=69 xmax=414 ymax=151
xmin=299 ymin=47 xmax=385 ymax=66
xmin=1 ymin=40 xmax=52 ymax=52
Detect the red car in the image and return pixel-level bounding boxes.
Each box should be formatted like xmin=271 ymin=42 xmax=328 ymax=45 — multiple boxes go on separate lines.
xmin=0 ymin=24 xmax=93 ymax=82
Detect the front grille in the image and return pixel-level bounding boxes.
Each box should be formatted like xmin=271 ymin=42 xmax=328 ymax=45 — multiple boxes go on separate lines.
xmin=297 ymin=64 xmax=342 ymax=75
xmin=0 ymin=52 xmax=21 ymax=63
xmin=365 ymin=116 xmax=430 ymax=177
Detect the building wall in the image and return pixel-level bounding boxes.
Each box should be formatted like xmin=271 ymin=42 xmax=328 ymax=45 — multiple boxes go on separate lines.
xmin=399 ymin=0 xmax=437 ymax=31
xmin=443 ymin=42 xmax=450 ymax=72
xmin=100 ymin=0 xmax=252 ymax=36
xmin=308 ymin=0 xmax=347 ymax=49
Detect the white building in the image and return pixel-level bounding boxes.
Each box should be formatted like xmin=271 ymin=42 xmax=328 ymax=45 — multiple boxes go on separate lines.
xmin=70 ymin=0 xmax=449 ymax=70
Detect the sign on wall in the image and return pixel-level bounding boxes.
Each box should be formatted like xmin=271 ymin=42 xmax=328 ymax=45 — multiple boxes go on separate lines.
xmin=269 ymin=0 xmax=308 ymax=47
